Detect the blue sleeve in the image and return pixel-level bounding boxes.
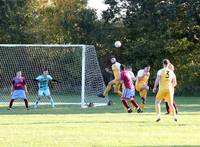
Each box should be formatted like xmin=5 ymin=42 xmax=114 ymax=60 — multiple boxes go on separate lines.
xmin=36 ymin=76 xmax=41 ymax=81
xmin=47 ymin=75 xmax=53 ymax=80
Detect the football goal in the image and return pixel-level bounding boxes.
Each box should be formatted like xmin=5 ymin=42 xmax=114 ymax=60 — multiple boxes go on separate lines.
xmin=0 ymin=44 xmax=110 ymax=108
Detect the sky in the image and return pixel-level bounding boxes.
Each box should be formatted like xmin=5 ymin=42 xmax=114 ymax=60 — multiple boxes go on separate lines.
xmin=88 ymin=0 xmax=108 ymax=18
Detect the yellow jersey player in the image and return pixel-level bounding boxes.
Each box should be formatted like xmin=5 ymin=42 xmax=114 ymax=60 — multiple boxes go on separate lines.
xmin=98 ymin=56 xmax=122 ymax=98
xmin=165 ymin=63 xmax=178 ymax=114
xmin=153 ymin=59 xmax=177 ymax=122
xmin=135 ymin=65 xmax=150 ymax=111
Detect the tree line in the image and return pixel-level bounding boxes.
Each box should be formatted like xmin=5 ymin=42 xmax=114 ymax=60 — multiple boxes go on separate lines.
xmin=0 ymin=0 xmax=199 ymax=96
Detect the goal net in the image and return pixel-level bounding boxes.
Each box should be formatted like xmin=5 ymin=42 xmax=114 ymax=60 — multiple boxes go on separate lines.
xmin=0 ymin=44 xmax=109 ymax=107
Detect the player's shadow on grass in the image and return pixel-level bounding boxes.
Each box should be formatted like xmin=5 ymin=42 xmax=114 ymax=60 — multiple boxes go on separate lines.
xmin=0 ymin=103 xmax=200 ymax=115
xmin=0 ymin=96 xmax=200 ymax=115
xmin=0 ymin=104 xmax=128 ymax=115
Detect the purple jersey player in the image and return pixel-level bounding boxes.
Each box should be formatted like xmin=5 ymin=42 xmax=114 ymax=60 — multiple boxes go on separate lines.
xmin=119 ymin=65 xmax=142 ymax=113
xmin=8 ymin=71 xmax=29 ymax=110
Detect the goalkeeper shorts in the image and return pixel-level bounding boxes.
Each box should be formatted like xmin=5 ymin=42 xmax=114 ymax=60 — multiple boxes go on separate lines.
xmin=38 ymin=89 xmax=51 ymax=97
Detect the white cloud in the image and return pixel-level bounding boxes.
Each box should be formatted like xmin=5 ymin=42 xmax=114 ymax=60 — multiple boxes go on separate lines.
xmin=88 ymin=0 xmax=108 ymax=18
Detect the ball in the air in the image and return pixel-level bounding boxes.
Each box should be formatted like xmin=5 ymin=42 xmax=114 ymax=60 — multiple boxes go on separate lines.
xmin=114 ymin=41 xmax=122 ymax=48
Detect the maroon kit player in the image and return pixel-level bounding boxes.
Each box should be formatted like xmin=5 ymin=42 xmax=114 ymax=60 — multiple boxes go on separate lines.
xmin=8 ymin=71 xmax=29 ymax=110
xmin=118 ymin=65 xmax=142 ymax=113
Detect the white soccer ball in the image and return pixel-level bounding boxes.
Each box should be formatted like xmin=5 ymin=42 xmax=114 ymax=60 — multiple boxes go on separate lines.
xmin=114 ymin=41 xmax=122 ymax=48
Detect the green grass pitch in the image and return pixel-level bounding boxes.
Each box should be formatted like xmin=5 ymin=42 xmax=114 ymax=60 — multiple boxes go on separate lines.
xmin=0 ymin=95 xmax=200 ymax=147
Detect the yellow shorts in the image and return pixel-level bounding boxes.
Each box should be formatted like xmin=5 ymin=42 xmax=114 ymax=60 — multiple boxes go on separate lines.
xmin=135 ymin=84 xmax=147 ymax=98
xmin=111 ymin=79 xmax=121 ymax=92
xmin=156 ymin=89 xmax=173 ymax=103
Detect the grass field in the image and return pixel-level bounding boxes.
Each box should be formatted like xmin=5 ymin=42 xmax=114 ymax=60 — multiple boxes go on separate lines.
xmin=0 ymin=95 xmax=200 ymax=147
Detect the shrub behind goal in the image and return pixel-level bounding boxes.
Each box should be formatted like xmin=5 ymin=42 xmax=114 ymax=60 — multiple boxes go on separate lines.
xmin=0 ymin=44 xmax=109 ymax=107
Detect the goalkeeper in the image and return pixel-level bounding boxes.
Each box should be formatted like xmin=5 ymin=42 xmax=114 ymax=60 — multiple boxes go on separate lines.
xmin=98 ymin=56 xmax=123 ymax=98
xmin=34 ymin=68 xmax=61 ymax=108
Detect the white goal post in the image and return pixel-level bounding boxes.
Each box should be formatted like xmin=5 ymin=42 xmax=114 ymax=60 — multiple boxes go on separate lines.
xmin=0 ymin=44 xmax=110 ymax=108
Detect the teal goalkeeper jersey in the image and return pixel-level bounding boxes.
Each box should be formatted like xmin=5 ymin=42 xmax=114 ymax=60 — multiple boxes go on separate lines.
xmin=36 ymin=75 xmax=53 ymax=90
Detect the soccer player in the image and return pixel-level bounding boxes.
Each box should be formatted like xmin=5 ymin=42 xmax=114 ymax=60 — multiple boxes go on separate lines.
xmin=165 ymin=63 xmax=178 ymax=114
xmin=98 ymin=56 xmax=122 ymax=97
xmin=153 ymin=59 xmax=177 ymax=122
xmin=8 ymin=71 xmax=29 ymax=110
xmin=34 ymin=68 xmax=60 ymax=108
xmin=126 ymin=65 xmax=136 ymax=81
xmin=135 ymin=65 xmax=150 ymax=111
xmin=118 ymin=65 xmax=142 ymax=113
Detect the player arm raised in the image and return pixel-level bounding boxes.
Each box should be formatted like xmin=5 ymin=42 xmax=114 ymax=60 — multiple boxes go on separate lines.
xmin=33 ymin=77 xmax=61 ymax=83
xmin=105 ymin=68 xmax=113 ymax=75
xmin=48 ymin=75 xmax=61 ymax=83
xmin=33 ymin=77 xmax=39 ymax=82
xmin=51 ymin=79 xmax=62 ymax=83
xmin=47 ymin=75 xmax=62 ymax=83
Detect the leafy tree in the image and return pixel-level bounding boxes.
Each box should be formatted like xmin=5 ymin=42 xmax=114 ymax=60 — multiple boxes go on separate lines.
xmin=102 ymin=0 xmax=200 ymax=95
xmin=0 ymin=0 xmax=28 ymax=43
